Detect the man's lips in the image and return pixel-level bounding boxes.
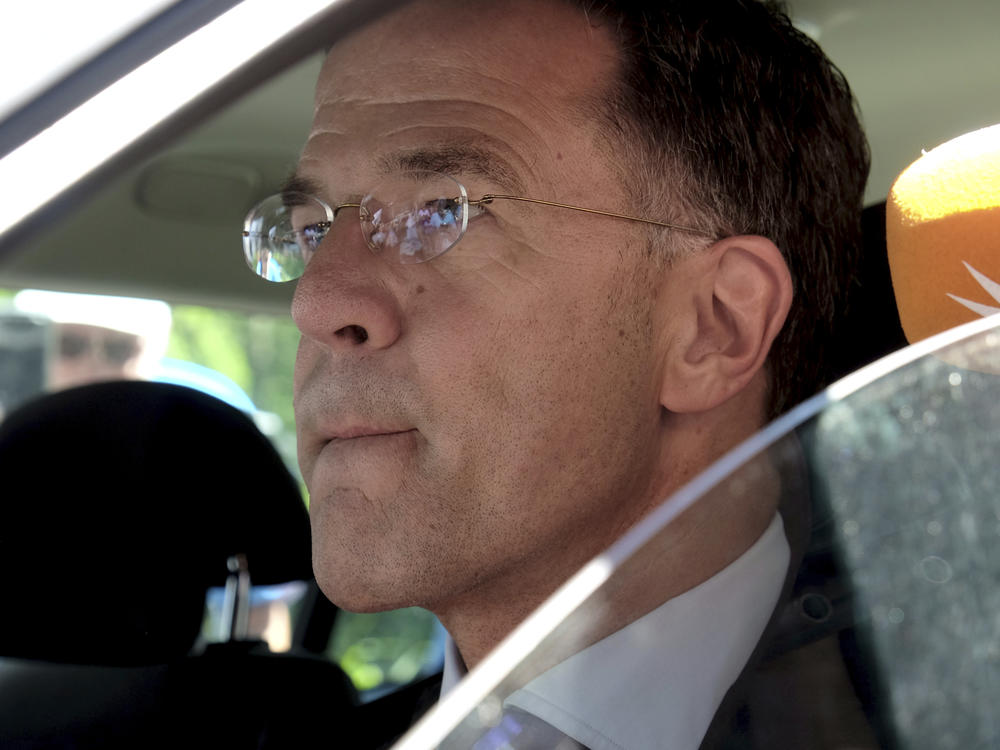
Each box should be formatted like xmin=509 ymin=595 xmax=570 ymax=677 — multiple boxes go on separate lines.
xmin=328 ymin=426 xmax=416 ymax=441
xmin=313 ymin=427 xmax=420 ymax=468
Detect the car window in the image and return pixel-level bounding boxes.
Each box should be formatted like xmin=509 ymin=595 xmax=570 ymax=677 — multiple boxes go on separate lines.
xmin=393 ymin=317 xmax=1000 ymax=749
xmin=0 ymin=0 xmax=175 ymax=121
xmin=0 ymin=284 xmax=446 ymax=701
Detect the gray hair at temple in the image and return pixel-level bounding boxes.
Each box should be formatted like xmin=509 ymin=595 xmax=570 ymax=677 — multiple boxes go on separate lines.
xmin=567 ymin=0 xmax=870 ymax=417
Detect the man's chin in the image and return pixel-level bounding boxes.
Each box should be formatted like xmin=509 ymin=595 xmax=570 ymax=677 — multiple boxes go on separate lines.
xmin=309 ymin=532 xmax=419 ymax=614
xmin=312 ymin=568 xmax=420 ymax=614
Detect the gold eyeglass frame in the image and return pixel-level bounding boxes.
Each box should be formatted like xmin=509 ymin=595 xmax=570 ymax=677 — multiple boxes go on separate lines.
xmin=315 ymin=193 xmax=711 ymax=236
xmin=242 ymin=172 xmax=715 ymax=281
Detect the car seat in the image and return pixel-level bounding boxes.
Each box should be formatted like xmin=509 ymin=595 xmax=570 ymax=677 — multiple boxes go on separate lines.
xmin=0 ymin=380 xmax=356 ymax=749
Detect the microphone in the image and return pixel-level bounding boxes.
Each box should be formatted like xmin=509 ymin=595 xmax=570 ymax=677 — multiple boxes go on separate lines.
xmin=886 ymin=123 xmax=1000 ymax=346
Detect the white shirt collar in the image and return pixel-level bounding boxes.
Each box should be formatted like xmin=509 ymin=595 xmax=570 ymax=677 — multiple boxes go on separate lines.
xmin=441 ymin=633 xmax=466 ymax=695
xmin=442 ymin=513 xmax=789 ymax=750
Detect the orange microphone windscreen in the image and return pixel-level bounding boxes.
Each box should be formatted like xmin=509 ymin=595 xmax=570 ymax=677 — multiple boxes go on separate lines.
xmin=886 ymin=123 xmax=1000 ymax=345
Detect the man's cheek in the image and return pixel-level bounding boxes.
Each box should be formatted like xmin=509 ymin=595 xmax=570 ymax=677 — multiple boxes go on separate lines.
xmin=429 ymin=223 xmax=550 ymax=292
xmin=292 ymin=335 xmax=319 ymax=394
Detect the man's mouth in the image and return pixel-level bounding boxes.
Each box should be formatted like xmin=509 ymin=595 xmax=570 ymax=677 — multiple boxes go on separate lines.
xmin=329 ymin=426 xmax=416 ymax=441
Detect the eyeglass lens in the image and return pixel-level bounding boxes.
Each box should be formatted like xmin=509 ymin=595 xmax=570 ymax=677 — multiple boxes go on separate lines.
xmin=242 ymin=171 xmax=471 ymax=282
xmin=243 ymin=194 xmax=331 ymax=282
xmin=361 ymin=172 xmax=470 ymax=264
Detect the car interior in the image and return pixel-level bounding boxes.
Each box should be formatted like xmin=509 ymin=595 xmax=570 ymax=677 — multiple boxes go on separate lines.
xmin=0 ymin=381 xmax=350 ymax=748
xmin=1 ymin=0 xmax=998 ymax=748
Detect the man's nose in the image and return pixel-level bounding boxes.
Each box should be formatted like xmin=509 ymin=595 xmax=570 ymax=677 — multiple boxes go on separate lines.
xmin=291 ymin=218 xmax=403 ymax=351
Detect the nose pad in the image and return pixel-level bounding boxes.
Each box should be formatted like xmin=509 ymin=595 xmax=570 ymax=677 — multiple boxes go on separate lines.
xmin=291 ymin=215 xmax=403 ymax=352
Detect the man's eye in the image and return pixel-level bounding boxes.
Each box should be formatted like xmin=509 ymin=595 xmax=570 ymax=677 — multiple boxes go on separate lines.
xmin=296 ymin=221 xmax=331 ymax=249
xmin=419 ymin=197 xmax=464 ymax=227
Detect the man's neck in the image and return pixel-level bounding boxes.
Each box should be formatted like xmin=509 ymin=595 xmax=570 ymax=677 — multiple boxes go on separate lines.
xmin=437 ymin=393 xmax=777 ymax=671
xmin=436 ymin=474 xmax=778 ymax=673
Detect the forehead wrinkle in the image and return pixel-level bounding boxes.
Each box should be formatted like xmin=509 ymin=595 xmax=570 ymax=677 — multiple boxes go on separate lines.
xmin=316 ymin=82 xmax=580 ymax=142
xmin=310 ymin=75 xmax=571 ymax=172
xmin=313 ymin=96 xmax=544 ymax=159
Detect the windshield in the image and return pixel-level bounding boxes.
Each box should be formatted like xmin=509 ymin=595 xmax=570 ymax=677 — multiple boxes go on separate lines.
xmin=395 ymin=317 xmax=1000 ymax=750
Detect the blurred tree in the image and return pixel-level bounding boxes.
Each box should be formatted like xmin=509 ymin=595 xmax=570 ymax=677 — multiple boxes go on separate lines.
xmin=328 ymin=607 xmax=444 ymax=694
xmin=167 ymin=305 xmax=299 ymax=431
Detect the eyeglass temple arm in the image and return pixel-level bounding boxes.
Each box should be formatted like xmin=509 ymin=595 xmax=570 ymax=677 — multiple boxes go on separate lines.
xmin=474 ymin=195 xmax=710 ymax=237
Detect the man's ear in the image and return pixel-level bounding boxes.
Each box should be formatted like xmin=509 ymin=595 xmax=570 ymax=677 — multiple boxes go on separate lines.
xmin=660 ymin=235 xmax=792 ymax=414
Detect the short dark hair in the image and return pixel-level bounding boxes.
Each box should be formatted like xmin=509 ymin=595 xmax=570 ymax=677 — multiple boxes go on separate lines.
xmin=570 ymin=0 xmax=870 ymax=417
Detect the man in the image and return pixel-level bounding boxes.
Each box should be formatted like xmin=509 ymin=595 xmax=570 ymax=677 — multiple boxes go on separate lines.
xmin=12 ymin=289 xmax=172 ymax=389
xmin=246 ymin=0 xmax=868 ymax=744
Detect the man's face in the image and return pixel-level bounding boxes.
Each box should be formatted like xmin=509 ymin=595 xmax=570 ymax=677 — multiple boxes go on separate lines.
xmin=51 ymin=323 xmax=143 ymax=389
xmin=293 ymin=0 xmax=679 ymax=614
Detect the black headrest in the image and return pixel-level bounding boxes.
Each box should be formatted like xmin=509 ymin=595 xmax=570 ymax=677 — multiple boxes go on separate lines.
xmin=0 ymin=381 xmax=311 ymax=664
xmin=826 ymin=202 xmax=909 ymax=382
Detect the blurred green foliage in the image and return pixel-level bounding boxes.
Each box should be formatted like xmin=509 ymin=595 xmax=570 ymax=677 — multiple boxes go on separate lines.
xmin=328 ymin=607 xmax=442 ymax=693
xmin=167 ymin=305 xmax=299 ymax=430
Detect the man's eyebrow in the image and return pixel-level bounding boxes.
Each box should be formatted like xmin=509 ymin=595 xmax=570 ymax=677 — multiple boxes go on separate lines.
xmin=280 ymin=174 xmax=325 ymax=201
xmin=377 ymin=144 xmax=525 ymax=194
xmin=279 ymin=144 xmax=525 ymax=200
